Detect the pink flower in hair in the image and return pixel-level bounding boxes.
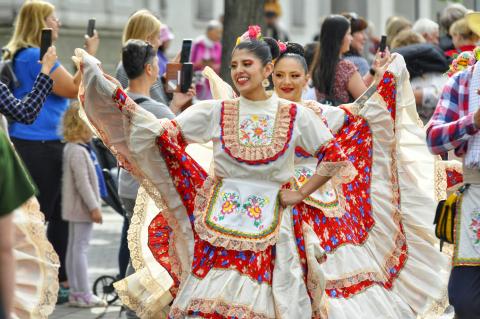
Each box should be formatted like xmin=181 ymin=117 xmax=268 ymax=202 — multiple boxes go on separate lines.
xmin=248 ymin=25 xmax=262 ymax=40
xmin=277 ymin=41 xmax=287 ymax=53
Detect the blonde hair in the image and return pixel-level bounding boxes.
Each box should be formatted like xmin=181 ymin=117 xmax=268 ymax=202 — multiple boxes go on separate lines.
xmin=450 ymin=18 xmax=479 ymax=41
xmin=390 ymin=29 xmax=425 ymax=49
xmin=3 ymin=0 xmax=54 ymax=59
xmin=122 ymin=9 xmax=162 ymax=45
xmin=386 ymin=16 xmax=412 ymax=47
xmin=62 ymin=103 xmax=92 ymax=143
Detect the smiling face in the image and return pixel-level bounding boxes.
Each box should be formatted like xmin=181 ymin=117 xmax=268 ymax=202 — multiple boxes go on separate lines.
xmin=230 ymin=48 xmax=273 ymax=98
xmin=273 ymin=56 xmax=309 ymax=102
xmin=351 ymin=30 xmax=366 ymax=53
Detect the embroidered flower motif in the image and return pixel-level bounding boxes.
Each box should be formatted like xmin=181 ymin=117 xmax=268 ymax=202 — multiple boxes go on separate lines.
xmin=220 ymin=192 xmax=240 ymax=219
xmin=238 ymin=114 xmax=275 ymax=146
xmin=469 ymin=210 xmax=480 ymax=246
xmin=243 ymin=195 xmax=269 ymax=227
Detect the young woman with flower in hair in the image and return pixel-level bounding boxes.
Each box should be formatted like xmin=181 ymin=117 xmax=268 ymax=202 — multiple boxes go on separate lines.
xmin=74 ymin=25 xmax=357 ymax=318
xmin=271 ymin=41 xmax=451 ymax=318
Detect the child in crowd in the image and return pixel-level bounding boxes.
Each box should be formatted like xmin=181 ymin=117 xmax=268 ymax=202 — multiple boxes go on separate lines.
xmin=61 ymin=103 xmax=107 ymax=307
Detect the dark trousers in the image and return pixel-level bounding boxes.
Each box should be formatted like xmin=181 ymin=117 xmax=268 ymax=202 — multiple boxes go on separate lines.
xmin=448 ymin=266 xmax=480 ymax=319
xmin=118 ymin=197 xmax=134 ymax=279
xmin=12 ymin=138 xmax=68 ymax=282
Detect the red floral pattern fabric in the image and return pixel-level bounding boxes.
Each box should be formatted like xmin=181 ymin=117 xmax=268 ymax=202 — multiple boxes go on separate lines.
xmin=147 ymin=71 xmax=407 ymax=307
xmin=447 ymin=167 xmax=463 ymax=189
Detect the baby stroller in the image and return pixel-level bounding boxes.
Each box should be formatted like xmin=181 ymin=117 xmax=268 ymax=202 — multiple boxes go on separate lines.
xmin=90 ymin=137 xmax=125 ymax=306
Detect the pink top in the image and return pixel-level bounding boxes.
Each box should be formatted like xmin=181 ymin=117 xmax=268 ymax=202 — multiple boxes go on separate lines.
xmin=316 ymin=59 xmax=358 ymax=104
xmin=191 ymin=38 xmax=222 ymax=73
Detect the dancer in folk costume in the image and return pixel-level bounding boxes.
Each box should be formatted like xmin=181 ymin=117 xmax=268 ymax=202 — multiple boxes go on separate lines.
xmin=0 ymin=44 xmax=60 ymax=319
xmin=76 ymin=26 xmax=354 ymax=318
xmin=272 ymin=42 xmax=453 ymax=318
xmin=76 ymin=27 xmax=451 ymax=318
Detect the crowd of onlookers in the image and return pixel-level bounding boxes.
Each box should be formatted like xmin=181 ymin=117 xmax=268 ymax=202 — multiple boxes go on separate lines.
xmin=1 ymin=0 xmax=480 ymax=318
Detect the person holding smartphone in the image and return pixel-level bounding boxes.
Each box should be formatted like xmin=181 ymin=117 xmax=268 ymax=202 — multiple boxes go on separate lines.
xmin=312 ymin=15 xmax=390 ymax=106
xmin=2 ymin=0 xmax=99 ymax=303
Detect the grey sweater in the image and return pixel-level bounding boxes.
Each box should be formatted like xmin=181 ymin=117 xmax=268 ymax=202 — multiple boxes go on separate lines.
xmin=62 ymin=143 xmax=100 ymax=222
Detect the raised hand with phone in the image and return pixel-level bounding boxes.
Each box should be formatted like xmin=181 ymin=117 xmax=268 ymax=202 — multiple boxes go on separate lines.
xmin=84 ymin=18 xmax=100 ymax=56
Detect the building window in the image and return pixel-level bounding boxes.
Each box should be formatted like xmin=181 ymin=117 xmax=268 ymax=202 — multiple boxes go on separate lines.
xmin=196 ymin=0 xmax=214 ymax=21
xmin=291 ymin=0 xmax=305 ymax=28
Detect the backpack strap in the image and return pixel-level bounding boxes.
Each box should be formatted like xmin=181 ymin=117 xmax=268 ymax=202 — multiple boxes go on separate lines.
xmin=133 ymin=97 xmax=149 ymax=105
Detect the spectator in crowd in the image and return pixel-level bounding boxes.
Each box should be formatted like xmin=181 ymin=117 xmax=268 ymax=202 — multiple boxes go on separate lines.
xmin=0 ymin=46 xmax=57 ymax=135
xmin=445 ymin=18 xmax=479 ymax=57
xmin=412 ymin=18 xmax=440 ymax=46
xmin=390 ymin=28 xmax=425 ymax=49
xmin=311 ymin=15 xmax=389 ymax=106
xmin=116 ymin=9 xmax=168 ymax=105
xmin=118 ymin=39 xmax=195 ymax=318
xmin=342 ymin=12 xmax=370 ymax=76
xmin=191 ymin=20 xmax=222 ymax=100
xmin=391 ymin=29 xmax=449 ymax=124
xmin=386 ymin=16 xmax=412 ymax=47
xmin=263 ymin=0 xmax=289 ymax=42
xmin=0 ymin=129 xmax=37 ymax=319
xmin=61 ymin=103 xmax=107 ymax=308
xmin=2 ymin=0 xmax=99 ymax=301
xmin=439 ymin=3 xmax=469 ymax=51
xmin=157 ymin=24 xmax=174 ymax=77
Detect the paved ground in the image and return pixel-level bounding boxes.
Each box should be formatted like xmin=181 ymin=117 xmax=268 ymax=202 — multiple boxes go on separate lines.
xmin=50 ymin=206 xmax=127 ymax=319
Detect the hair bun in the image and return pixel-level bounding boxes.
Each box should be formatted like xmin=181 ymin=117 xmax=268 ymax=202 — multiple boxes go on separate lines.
xmin=263 ymin=37 xmax=280 ymax=60
xmin=285 ymin=42 xmax=305 ymax=57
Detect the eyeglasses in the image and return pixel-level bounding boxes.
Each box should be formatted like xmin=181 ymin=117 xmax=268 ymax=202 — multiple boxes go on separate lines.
xmin=142 ymin=42 xmax=154 ymax=66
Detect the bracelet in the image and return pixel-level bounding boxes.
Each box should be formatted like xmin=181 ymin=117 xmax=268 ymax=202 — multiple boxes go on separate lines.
xmin=369 ymin=68 xmax=376 ymax=76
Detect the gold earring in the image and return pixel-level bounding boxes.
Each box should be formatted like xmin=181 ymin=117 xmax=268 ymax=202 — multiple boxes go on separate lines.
xmin=262 ymin=79 xmax=270 ymax=88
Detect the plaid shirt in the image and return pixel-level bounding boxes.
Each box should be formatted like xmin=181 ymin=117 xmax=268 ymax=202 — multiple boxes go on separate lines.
xmin=426 ymin=67 xmax=479 ymax=157
xmin=0 ymin=72 xmax=53 ymax=124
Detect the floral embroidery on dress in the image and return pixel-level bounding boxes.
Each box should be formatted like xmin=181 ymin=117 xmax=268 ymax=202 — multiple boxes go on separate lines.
xmin=238 ymin=115 xmax=275 ymax=146
xmin=469 ymin=210 xmax=480 ymax=246
xmin=219 ymin=192 xmax=240 ymax=218
xmin=244 ymin=195 xmax=269 ymax=227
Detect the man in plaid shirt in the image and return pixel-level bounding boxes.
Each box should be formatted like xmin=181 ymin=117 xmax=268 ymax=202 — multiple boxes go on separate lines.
xmin=426 ymin=12 xmax=480 ymax=318
xmin=0 ymin=46 xmax=56 ymax=127
xmin=427 ymin=67 xmax=480 ymax=157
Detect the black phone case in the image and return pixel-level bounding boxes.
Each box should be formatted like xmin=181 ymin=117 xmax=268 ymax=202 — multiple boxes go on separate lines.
xmin=40 ymin=29 xmax=52 ymax=61
xmin=180 ymin=63 xmax=193 ymax=93
xmin=180 ymin=40 xmax=192 ymax=63
xmin=87 ymin=19 xmax=96 ymax=37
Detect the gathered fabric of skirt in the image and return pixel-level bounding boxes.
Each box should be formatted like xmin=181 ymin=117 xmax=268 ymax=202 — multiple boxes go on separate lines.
xmin=12 ymin=197 xmax=59 ymax=319
xmin=77 ymin=50 xmax=451 ymax=318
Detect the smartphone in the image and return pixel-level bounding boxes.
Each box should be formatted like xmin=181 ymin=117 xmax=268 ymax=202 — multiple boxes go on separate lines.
xmin=40 ymin=28 xmax=52 ymax=61
xmin=180 ymin=63 xmax=193 ymax=93
xmin=379 ymin=35 xmax=387 ymax=52
xmin=87 ymin=18 xmax=96 ymax=37
xmin=180 ymin=39 xmax=193 ymax=63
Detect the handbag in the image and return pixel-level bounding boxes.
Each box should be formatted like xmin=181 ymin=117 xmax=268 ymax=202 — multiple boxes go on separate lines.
xmin=434 ymin=183 xmax=470 ymax=251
